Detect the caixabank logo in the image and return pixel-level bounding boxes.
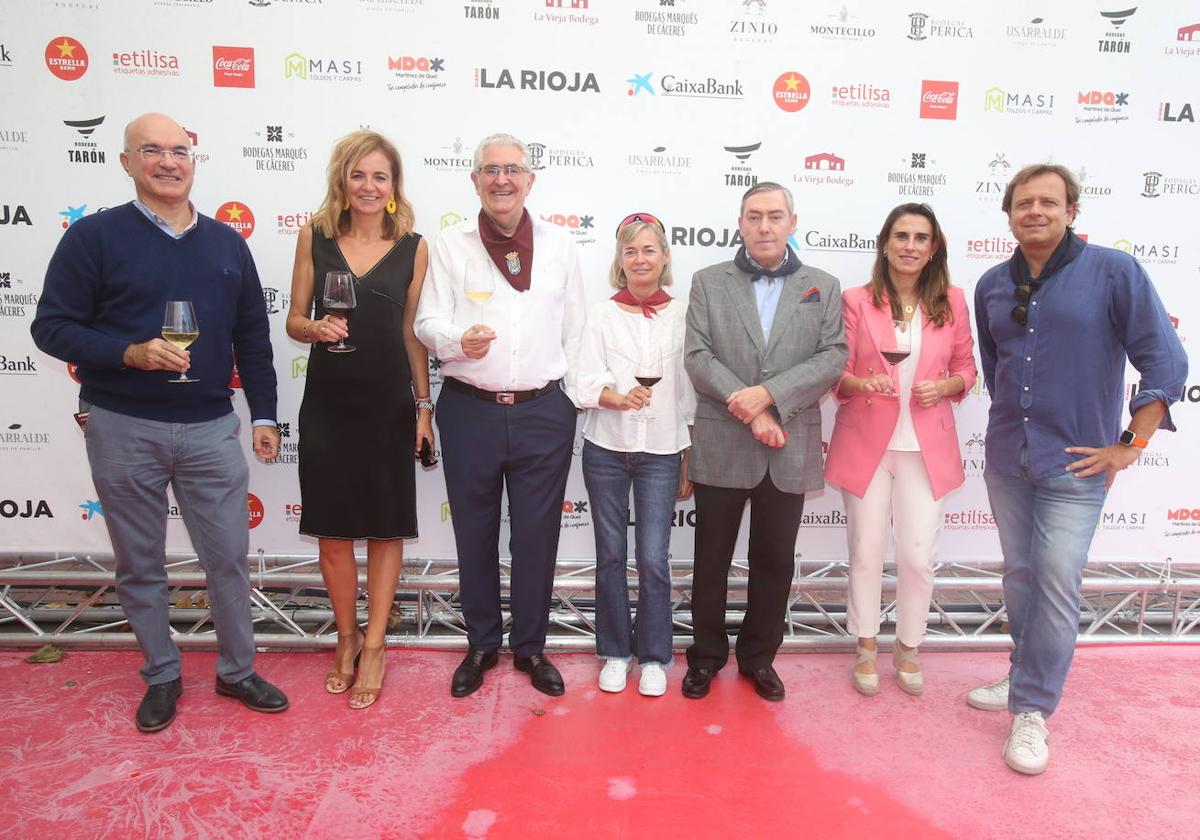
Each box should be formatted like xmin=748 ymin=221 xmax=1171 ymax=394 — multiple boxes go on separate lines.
xmin=475 ymin=67 xmax=599 ymax=93
xmin=216 ymin=201 xmax=255 ymax=238
xmin=45 ymin=37 xmax=88 ymax=81
xmin=803 ymin=229 xmax=877 ymax=254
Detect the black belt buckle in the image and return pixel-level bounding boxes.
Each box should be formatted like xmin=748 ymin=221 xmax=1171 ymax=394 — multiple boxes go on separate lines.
xmin=497 ymin=391 xmax=516 ymax=405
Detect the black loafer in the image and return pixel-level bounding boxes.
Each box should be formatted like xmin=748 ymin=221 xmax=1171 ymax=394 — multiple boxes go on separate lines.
xmin=513 ymin=653 xmax=565 ymax=697
xmin=681 ymin=666 xmax=716 ymax=699
xmin=136 ymin=677 xmax=182 ymax=733
xmin=739 ymin=665 xmax=785 ymax=702
xmin=451 ymin=648 xmax=499 ymax=698
xmin=215 ymin=673 xmax=289 ymax=713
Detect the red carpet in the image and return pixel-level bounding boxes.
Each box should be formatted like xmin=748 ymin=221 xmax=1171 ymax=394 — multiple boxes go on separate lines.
xmin=1 ymin=648 xmax=1196 ymax=839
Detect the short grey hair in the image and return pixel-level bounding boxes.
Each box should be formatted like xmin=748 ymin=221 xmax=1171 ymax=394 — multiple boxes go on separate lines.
xmin=740 ymin=181 xmax=794 ymax=216
xmin=473 ymin=133 xmax=530 ymax=171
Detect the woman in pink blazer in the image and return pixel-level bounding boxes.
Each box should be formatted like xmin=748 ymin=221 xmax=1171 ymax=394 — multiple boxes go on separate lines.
xmin=824 ymin=203 xmax=976 ymax=697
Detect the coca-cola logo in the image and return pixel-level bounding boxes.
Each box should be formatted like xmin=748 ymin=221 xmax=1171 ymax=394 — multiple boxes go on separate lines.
xmin=919 ymin=79 xmax=959 ymax=120
xmin=213 ymin=46 xmax=255 ymax=88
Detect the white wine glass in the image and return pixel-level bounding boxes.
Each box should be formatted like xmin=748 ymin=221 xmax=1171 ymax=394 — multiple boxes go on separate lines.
xmin=323 ymin=271 xmax=357 ymax=354
xmin=162 ymin=300 xmax=199 ymax=383
xmin=464 ymin=260 xmax=494 ymax=326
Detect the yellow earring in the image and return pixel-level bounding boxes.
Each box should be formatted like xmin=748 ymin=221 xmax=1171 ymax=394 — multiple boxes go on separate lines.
xmin=342 ymin=198 xmax=350 ymax=210
xmin=386 ymin=194 xmax=397 ymax=214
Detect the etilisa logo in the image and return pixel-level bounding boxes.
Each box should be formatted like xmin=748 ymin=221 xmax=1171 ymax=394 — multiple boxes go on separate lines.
xmin=277 ymin=210 xmax=313 ymax=236
xmin=112 ymin=47 xmax=181 ymax=77
xmin=772 ymin=71 xmax=809 ymax=112
xmin=796 ymin=152 xmax=854 ymax=189
xmin=634 ymin=2 xmax=700 ymax=37
xmin=920 ymin=80 xmax=959 ymax=119
xmin=943 ymin=509 xmax=997 ymax=531
xmin=475 ymin=67 xmax=599 ymax=93
xmin=387 ymin=55 xmax=446 ymax=92
xmin=984 ymin=86 xmax=1055 ymax=117
xmin=831 ymin=81 xmax=891 ymax=109
xmin=216 ymin=201 xmax=255 ymax=238
xmin=1158 ymin=101 xmax=1195 ymax=123
xmin=63 ymin=116 xmax=106 ymax=165
xmin=213 ymin=46 xmax=255 ymax=88
xmin=1097 ymin=7 xmax=1135 ymax=54
xmin=722 ymin=142 xmax=760 ymax=188
xmin=45 ymin=37 xmax=89 ymax=81
xmin=285 ymin=52 xmax=364 ymax=83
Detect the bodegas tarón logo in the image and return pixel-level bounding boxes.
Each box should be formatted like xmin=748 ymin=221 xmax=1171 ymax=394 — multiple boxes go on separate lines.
xmin=1097 ymin=7 xmax=1135 ymax=54
xmin=723 ymin=142 xmax=760 ymax=188
xmin=63 ymin=116 xmax=106 ymax=165
xmin=45 ymin=36 xmax=88 ymax=81
xmin=474 ymin=66 xmax=599 ymax=93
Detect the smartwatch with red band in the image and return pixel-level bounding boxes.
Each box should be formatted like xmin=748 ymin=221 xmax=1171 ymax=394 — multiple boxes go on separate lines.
xmin=1118 ymin=429 xmax=1148 ymax=448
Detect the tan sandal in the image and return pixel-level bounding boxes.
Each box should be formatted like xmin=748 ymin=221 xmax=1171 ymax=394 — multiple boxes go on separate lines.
xmin=853 ymin=645 xmax=879 ymax=697
xmin=893 ymin=645 xmax=924 ymax=696
xmin=349 ymin=644 xmax=386 ymax=710
xmin=325 ymin=630 xmax=364 ymax=695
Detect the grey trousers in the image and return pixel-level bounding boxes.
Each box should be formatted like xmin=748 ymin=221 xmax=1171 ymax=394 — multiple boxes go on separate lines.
xmin=85 ymin=404 xmax=255 ymax=686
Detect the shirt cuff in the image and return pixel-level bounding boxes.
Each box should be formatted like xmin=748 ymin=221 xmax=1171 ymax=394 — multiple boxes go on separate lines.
xmin=251 ymin=419 xmax=277 ymax=427
xmin=1129 ymin=388 xmax=1177 ymax=432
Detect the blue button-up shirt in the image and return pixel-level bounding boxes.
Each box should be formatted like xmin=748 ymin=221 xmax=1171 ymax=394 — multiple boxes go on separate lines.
xmin=746 ymin=254 xmax=787 ymax=342
xmin=975 ymin=244 xmax=1187 ymax=479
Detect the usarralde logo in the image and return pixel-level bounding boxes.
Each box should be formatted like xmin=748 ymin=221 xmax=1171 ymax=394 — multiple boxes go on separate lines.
xmin=216 ymin=201 xmax=255 ymax=238
xmin=46 ymin=37 xmax=88 ymax=81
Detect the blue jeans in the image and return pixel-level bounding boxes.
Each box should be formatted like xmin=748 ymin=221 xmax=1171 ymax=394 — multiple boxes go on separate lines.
xmin=984 ymin=462 xmax=1108 ymax=717
xmin=582 ymin=440 xmax=680 ymax=666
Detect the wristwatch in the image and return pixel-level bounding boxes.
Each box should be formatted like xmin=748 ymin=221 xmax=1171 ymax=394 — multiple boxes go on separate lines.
xmin=1118 ymin=429 xmax=1148 ymax=448
xmin=416 ymin=399 xmax=435 ymax=413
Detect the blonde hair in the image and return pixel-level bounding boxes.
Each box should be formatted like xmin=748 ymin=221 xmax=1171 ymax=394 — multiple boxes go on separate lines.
xmin=311 ymin=130 xmax=414 ymax=240
xmin=608 ymin=221 xmax=673 ymax=289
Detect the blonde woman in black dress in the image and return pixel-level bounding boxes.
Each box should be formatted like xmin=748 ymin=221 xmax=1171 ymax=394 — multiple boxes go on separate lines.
xmin=286 ymin=131 xmax=433 ymax=709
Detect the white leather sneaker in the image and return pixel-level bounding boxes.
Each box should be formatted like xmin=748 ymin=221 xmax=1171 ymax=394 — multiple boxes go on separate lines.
xmin=966 ymin=675 xmax=1010 ymax=711
xmin=1003 ymin=711 xmax=1049 ymax=775
xmin=638 ymin=663 xmax=667 ymax=697
xmin=598 ymin=659 xmax=631 ymax=693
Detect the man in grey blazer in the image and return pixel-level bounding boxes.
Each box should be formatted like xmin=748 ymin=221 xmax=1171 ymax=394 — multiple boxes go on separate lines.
xmin=682 ymin=182 xmax=847 ymax=701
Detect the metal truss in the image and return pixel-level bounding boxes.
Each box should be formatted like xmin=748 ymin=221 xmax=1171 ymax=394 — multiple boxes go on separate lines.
xmin=2 ymin=552 xmax=1199 ymax=651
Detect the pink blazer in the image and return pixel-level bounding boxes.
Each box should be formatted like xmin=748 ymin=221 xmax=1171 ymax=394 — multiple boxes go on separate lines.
xmin=824 ymin=284 xmax=977 ymax=500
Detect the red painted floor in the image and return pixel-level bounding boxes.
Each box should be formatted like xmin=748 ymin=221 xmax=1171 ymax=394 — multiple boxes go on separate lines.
xmin=1 ymin=647 xmax=1197 ymax=839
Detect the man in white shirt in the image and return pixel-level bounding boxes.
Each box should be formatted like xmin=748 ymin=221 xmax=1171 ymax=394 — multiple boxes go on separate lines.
xmin=415 ymin=133 xmax=586 ymax=698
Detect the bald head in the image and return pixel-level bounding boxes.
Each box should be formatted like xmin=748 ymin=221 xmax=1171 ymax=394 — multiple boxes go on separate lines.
xmin=123 ymin=113 xmax=190 ymax=152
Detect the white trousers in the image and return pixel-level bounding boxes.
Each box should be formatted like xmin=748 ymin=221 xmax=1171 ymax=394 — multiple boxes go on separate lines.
xmin=843 ymin=450 xmax=943 ymax=647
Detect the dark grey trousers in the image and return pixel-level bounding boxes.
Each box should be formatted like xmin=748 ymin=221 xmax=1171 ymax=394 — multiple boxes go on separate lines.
xmin=85 ymin=404 xmax=255 ymax=685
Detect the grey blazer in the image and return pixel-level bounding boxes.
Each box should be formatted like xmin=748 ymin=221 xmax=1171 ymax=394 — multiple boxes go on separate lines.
xmin=684 ymin=259 xmax=847 ymax=494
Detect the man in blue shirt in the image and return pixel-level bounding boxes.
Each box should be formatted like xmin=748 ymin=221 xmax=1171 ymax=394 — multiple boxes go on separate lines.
xmin=32 ymin=113 xmax=288 ymax=732
xmin=969 ymin=164 xmax=1187 ymax=774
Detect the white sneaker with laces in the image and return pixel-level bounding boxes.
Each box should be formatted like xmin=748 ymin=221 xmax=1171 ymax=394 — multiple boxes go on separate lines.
xmin=598 ymin=659 xmax=631 ymax=693
xmin=966 ymin=675 xmax=1010 ymax=711
xmin=639 ymin=663 xmax=667 ymax=697
xmin=1003 ymin=711 xmax=1049 ymax=775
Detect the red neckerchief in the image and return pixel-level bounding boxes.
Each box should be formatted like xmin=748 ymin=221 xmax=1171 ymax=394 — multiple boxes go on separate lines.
xmin=612 ymin=287 xmax=672 ymax=319
xmin=477 ymin=209 xmax=533 ymax=292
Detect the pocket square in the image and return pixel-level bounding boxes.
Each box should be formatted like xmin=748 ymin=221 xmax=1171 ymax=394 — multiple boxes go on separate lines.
xmin=800 ymin=286 xmax=821 ymax=303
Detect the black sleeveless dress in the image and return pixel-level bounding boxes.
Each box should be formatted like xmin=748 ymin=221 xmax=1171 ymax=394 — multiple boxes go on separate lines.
xmin=298 ymin=230 xmax=421 ymax=539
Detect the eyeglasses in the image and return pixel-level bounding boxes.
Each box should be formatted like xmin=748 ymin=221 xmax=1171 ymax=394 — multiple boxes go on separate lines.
xmin=131 ymin=146 xmax=194 ymax=163
xmin=616 ymin=212 xmax=665 ymax=234
xmin=477 ymin=164 xmax=528 ymax=179
xmin=1010 ymin=279 xmax=1041 ymax=326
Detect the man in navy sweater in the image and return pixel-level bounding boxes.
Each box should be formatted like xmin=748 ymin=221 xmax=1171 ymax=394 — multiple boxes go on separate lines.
xmin=32 ymin=113 xmax=288 ymax=732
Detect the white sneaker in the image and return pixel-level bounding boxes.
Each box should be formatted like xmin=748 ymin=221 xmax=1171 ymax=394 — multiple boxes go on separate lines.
xmin=1003 ymin=711 xmax=1049 ymax=775
xmin=598 ymin=659 xmax=631 ymax=693
xmin=639 ymin=663 xmax=667 ymax=697
xmin=966 ymin=675 xmax=1010 ymax=711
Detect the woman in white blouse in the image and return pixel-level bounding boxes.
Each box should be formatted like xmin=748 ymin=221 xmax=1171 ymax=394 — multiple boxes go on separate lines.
xmin=578 ymin=213 xmax=696 ymax=697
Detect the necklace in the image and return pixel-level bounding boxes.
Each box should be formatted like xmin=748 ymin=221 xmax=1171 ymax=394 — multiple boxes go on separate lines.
xmin=903 ymin=304 xmax=914 ymax=315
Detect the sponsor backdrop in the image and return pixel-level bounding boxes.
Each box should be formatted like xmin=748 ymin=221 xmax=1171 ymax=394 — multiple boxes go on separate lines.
xmin=1 ymin=1 xmax=1197 ymax=564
